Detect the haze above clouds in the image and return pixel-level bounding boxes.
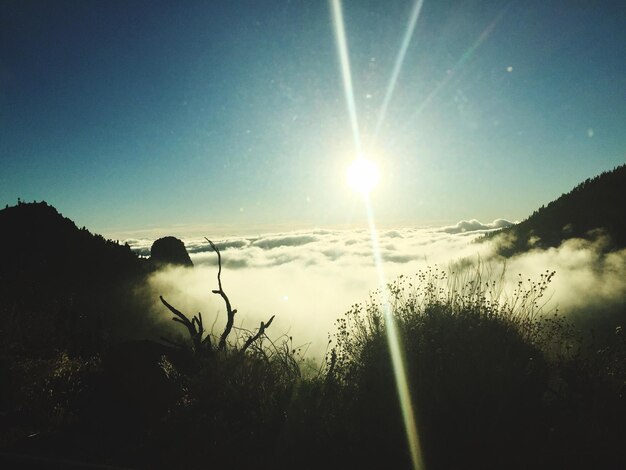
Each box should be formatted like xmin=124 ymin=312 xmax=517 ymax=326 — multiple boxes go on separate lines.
xmin=131 ymin=219 xmax=626 ymax=356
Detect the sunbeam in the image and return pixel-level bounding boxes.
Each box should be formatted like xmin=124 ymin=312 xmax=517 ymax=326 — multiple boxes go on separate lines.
xmin=330 ymin=0 xmax=362 ymax=154
xmin=364 ymin=195 xmax=425 ymax=470
xmin=331 ymin=2 xmax=425 ymax=468
xmin=373 ymin=0 xmax=425 ymax=145
xmin=389 ymin=8 xmax=507 ymax=148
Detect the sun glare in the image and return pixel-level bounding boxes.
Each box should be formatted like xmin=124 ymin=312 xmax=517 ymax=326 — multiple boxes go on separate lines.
xmin=332 ymin=2 xmax=423 ymax=468
xmin=347 ymin=157 xmax=380 ymax=195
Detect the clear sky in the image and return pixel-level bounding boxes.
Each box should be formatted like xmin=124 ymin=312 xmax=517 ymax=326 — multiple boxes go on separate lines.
xmin=1 ymin=0 xmax=625 ymax=237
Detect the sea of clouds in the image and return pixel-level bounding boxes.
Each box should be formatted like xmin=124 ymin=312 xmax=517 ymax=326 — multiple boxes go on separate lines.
xmin=127 ymin=219 xmax=626 ymax=356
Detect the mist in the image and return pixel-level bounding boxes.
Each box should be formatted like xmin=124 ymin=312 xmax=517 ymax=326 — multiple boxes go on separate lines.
xmin=134 ymin=222 xmax=626 ymax=357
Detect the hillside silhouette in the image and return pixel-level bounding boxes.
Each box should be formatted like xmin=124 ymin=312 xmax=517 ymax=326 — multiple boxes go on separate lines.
xmin=484 ymin=164 xmax=626 ymax=256
xmin=0 ymin=201 xmax=169 ymax=355
xmin=0 ymin=201 xmax=147 ymax=285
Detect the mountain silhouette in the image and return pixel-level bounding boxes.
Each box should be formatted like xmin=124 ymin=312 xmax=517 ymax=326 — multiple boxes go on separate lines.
xmin=0 ymin=201 xmax=147 ymax=287
xmin=485 ymin=164 xmax=626 ymax=256
xmin=0 ymin=202 xmax=159 ymax=354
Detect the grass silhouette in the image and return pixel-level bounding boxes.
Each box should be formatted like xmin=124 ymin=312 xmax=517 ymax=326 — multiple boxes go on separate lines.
xmin=1 ymin=261 xmax=625 ymax=469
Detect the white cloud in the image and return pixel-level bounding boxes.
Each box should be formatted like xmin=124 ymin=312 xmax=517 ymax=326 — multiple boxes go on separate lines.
xmin=130 ymin=220 xmax=626 ymax=357
xmin=133 ymin=225 xmax=494 ymax=356
xmin=499 ymin=236 xmax=626 ymax=313
xmin=441 ymin=218 xmax=514 ymax=234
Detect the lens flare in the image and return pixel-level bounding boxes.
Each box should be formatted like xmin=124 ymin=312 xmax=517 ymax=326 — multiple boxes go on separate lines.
xmin=373 ymin=0 xmax=425 ymax=144
xmin=347 ymin=157 xmax=379 ymax=195
xmin=331 ymin=1 xmax=425 ymax=468
xmin=330 ymin=0 xmax=362 ymax=154
xmin=389 ymin=8 xmax=507 ymax=149
xmin=364 ymin=195 xmax=425 ymax=470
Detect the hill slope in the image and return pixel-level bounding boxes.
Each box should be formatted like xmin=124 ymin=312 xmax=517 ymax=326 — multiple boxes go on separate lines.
xmin=486 ymin=164 xmax=626 ymax=256
xmin=0 ymin=201 xmax=147 ymax=287
xmin=0 ymin=201 xmax=153 ymax=354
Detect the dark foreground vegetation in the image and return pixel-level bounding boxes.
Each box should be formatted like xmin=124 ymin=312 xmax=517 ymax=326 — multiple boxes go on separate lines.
xmin=1 ymin=260 xmax=624 ymax=470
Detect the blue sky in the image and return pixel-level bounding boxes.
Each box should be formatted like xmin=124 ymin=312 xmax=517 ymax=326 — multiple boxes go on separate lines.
xmin=1 ymin=0 xmax=624 ymax=237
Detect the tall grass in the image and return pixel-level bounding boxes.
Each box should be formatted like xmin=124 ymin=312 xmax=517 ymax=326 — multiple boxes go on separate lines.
xmin=2 ymin=262 xmax=624 ymax=470
xmin=301 ymin=263 xmax=625 ymax=470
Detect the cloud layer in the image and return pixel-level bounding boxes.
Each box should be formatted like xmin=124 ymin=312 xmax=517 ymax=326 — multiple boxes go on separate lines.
xmin=130 ymin=220 xmax=626 ymax=357
xmin=441 ymin=218 xmax=514 ymax=234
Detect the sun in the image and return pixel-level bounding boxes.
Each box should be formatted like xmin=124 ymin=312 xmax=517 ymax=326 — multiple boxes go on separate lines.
xmin=347 ymin=156 xmax=380 ymax=195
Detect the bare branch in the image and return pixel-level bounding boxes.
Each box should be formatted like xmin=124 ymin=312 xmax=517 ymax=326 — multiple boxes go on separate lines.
xmin=206 ymin=238 xmax=223 ymax=291
xmin=197 ymin=312 xmax=204 ymax=333
xmin=160 ymin=295 xmax=207 ymax=353
xmin=242 ymin=315 xmax=276 ymax=352
xmin=206 ymin=238 xmax=237 ymax=351
xmin=172 ymin=317 xmax=189 ymax=328
xmin=161 ymin=296 xmax=194 ymax=334
xmin=160 ymin=238 xmax=267 ymax=355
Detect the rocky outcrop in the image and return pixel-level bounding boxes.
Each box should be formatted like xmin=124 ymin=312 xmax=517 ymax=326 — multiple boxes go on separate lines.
xmin=150 ymin=236 xmax=193 ymax=267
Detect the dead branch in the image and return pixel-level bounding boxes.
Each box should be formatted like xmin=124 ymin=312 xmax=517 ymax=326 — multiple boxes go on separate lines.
xmin=205 ymin=238 xmax=238 ymax=351
xmin=159 ymin=238 xmax=274 ymax=354
xmin=160 ymin=295 xmax=206 ymax=352
xmin=242 ymin=315 xmax=275 ymax=352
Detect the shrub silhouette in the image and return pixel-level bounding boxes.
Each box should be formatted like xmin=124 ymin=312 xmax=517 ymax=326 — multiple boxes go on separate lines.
xmin=2 ymin=260 xmax=625 ymax=470
xmin=280 ymin=266 xmax=625 ymax=470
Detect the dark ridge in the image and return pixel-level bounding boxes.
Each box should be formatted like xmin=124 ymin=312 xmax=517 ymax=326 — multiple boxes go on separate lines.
xmin=0 ymin=201 xmax=148 ymax=286
xmin=0 ymin=201 xmax=154 ymax=355
xmin=483 ymin=164 xmax=626 ymax=256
